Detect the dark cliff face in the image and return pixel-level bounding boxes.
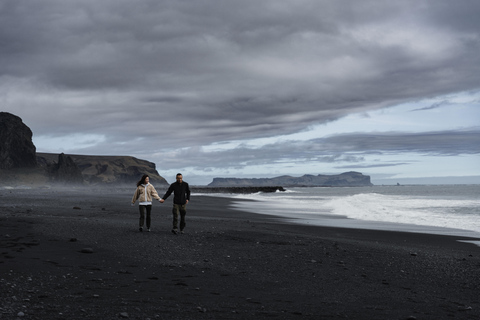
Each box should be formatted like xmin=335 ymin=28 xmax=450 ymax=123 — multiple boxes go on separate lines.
xmin=46 ymin=153 xmax=84 ymax=184
xmin=0 ymin=112 xmax=37 ymax=169
xmin=208 ymin=172 xmax=373 ymax=187
xmin=37 ymin=153 xmax=168 ymax=185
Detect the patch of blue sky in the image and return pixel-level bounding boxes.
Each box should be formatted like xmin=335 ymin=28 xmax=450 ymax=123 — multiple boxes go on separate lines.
xmin=34 ymin=133 xmax=106 ymax=153
xmin=203 ymin=90 xmax=480 ymax=152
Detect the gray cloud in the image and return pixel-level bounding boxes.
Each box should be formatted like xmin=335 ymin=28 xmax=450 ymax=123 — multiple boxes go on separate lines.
xmin=1 ymin=0 xmax=479 ymax=181
xmin=336 ymin=163 xmax=411 ymax=169
xmin=411 ymin=100 xmax=450 ymax=112
xmin=322 ymin=130 xmax=480 ymax=156
xmin=148 ymin=129 xmax=480 ymax=172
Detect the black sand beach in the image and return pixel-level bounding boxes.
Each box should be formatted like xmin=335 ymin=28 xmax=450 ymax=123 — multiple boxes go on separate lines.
xmin=1 ymin=188 xmax=480 ymax=319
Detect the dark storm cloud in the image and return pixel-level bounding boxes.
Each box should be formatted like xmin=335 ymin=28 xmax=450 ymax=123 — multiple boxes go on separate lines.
xmin=1 ymin=0 xmax=480 ymax=169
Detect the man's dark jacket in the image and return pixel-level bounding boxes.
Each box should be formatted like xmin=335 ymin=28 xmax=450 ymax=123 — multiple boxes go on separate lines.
xmin=162 ymin=181 xmax=190 ymax=205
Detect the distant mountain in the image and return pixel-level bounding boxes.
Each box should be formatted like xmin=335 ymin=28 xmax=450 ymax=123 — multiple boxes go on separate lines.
xmin=208 ymin=172 xmax=373 ymax=187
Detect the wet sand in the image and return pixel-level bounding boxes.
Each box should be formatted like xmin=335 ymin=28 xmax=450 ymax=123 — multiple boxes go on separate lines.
xmin=1 ymin=187 xmax=480 ymax=319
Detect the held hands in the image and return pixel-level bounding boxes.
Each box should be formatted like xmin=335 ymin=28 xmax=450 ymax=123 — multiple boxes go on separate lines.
xmin=156 ymin=199 xmax=188 ymax=204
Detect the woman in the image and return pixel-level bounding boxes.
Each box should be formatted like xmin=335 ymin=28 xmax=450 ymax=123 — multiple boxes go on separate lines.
xmin=131 ymin=174 xmax=161 ymax=232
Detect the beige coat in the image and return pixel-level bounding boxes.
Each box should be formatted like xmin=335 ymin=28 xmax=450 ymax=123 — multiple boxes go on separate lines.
xmin=132 ymin=183 xmax=161 ymax=205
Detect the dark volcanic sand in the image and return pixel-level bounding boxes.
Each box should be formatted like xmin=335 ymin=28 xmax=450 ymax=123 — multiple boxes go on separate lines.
xmin=1 ymin=187 xmax=480 ymax=319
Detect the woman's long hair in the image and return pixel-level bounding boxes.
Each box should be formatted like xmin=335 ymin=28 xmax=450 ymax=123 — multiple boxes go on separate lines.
xmin=137 ymin=174 xmax=149 ymax=187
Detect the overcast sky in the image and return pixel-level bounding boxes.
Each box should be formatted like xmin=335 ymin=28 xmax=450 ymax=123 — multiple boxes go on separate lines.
xmin=1 ymin=0 xmax=479 ymax=185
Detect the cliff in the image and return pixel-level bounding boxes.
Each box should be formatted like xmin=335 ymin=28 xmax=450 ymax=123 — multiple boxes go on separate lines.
xmin=43 ymin=153 xmax=84 ymax=185
xmin=37 ymin=153 xmax=168 ymax=185
xmin=191 ymin=186 xmax=286 ymax=194
xmin=208 ymin=172 xmax=373 ymax=187
xmin=0 ymin=112 xmax=37 ymax=169
xmin=0 ymin=112 xmax=167 ymax=186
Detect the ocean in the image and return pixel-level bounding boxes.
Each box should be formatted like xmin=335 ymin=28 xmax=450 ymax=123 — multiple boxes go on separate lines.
xmin=199 ymin=185 xmax=480 ymax=240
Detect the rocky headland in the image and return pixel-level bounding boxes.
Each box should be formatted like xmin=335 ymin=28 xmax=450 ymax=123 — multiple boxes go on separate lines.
xmin=208 ymin=172 xmax=373 ymax=187
xmin=0 ymin=112 xmax=166 ymax=187
xmin=37 ymin=153 xmax=167 ymax=186
xmin=0 ymin=112 xmax=37 ymax=170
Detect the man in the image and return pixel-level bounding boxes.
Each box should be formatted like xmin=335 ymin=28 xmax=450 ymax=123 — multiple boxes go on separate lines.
xmin=160 ymin=173 xmax=191 ymax=234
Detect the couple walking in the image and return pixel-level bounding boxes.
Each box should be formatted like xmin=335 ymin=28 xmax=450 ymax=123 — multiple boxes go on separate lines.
xmin=131 ymin=173 xmax=190 ymax=234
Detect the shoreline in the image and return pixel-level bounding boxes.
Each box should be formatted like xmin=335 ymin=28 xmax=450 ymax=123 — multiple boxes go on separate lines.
xmin=1 ymin=189 xmax=480 ymax=319
xmin=202 ymin=191 xmax=480 ymax=243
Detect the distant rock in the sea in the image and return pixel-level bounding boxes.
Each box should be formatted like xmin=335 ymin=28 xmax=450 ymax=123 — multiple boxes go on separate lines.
xmin=0 ymin=112 xmax=37 ymax=169
xmin=208 ymin=172 xmax=373 ymax=187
